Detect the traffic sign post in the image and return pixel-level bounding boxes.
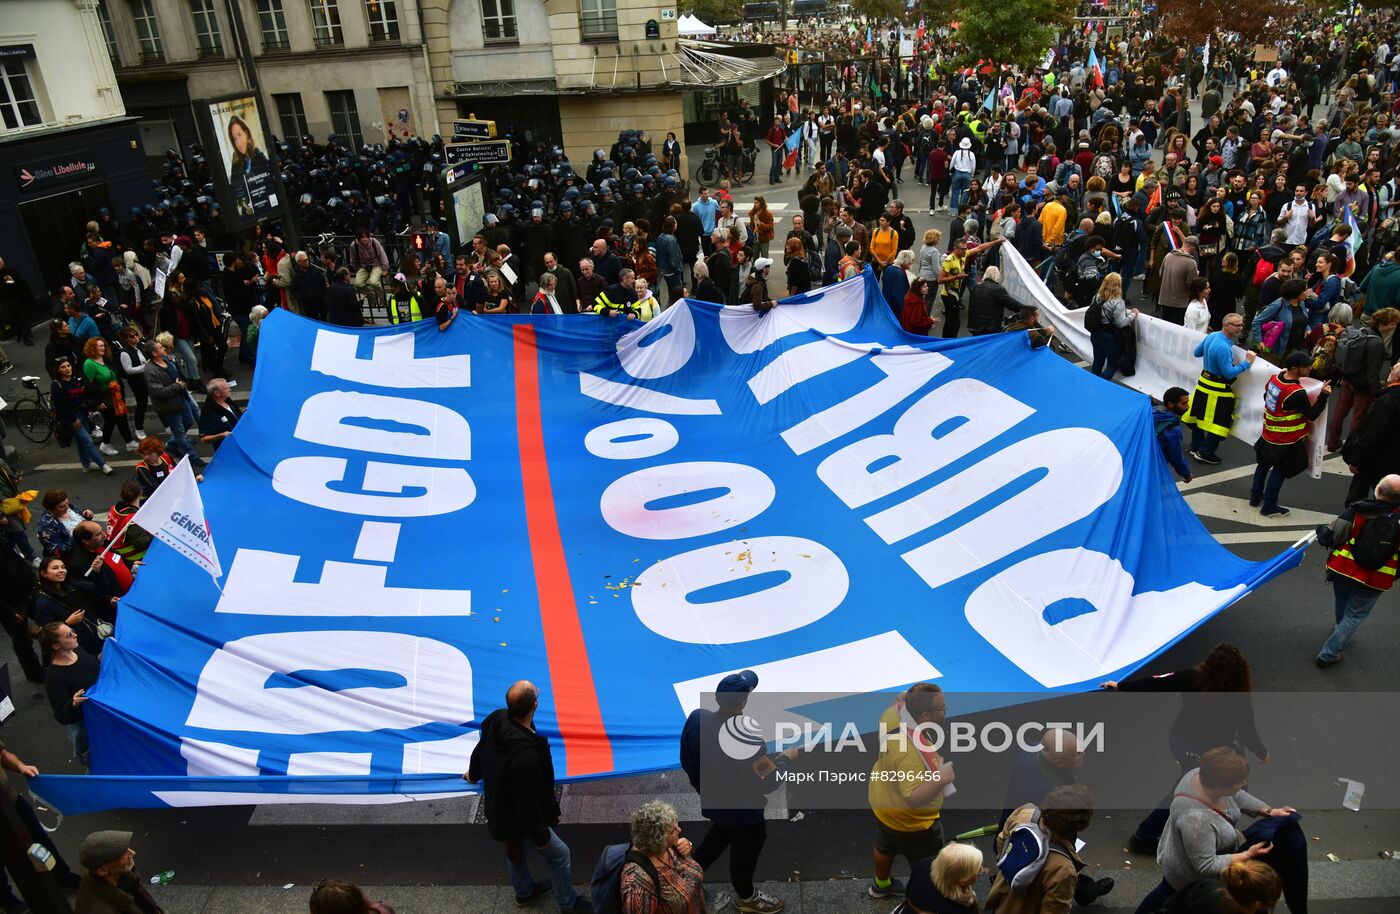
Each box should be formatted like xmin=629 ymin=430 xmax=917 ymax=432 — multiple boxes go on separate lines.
xmin=452 ymin=119 xmax=496 ymax=140
xmin=444 ymin=140 xmax=512 ymax=167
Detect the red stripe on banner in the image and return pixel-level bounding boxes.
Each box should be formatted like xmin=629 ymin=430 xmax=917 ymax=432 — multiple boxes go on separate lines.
xmin=512 ymin=325 xmax=614 ymax=776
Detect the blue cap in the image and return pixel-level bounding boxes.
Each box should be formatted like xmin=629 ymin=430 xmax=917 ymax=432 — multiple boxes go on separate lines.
xmin=717 ymin=670 xmax=758 ymax=694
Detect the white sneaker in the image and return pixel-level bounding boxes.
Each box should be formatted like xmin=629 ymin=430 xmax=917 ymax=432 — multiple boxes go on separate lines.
xmin=135 ymin=430 xmax=147 ymax=440
xmin=82 ymin=465 xmax=96 ymax=473
xmin=100 ymin=464 xmax=114 ymax=475
xmin=928 ymin=208 xmax=936 ymax=216
xmin=125 ymin=441 xmax=139 ymax=451
xmin=99 ymin=443 xmax=119 ymax=456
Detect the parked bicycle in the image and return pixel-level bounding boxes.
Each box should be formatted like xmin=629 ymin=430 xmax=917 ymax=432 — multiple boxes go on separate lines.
xmin=11 ymin=376 xmax=54 ymax=444
xmin=695 ymin=143 xmax=756 ymax=187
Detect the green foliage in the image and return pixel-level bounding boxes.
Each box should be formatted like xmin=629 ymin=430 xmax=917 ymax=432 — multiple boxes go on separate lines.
xmin=851 ymin=0 xmax=908 ymax=21
xmin=686 ymin=0 xmax=745 ymax=23
xmin=951 ymin=0 xmax=1076 ymax=70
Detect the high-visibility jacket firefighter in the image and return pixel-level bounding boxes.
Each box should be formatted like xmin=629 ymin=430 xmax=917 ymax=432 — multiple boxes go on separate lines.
xmin=1182 ymin=330 xmax=1253 ymax=438
xmin=1324 ymin=501 xmax=1400 ymax=591
xmin=1261 ymin=373 xmax=1309 ymax=445
xmin=388 ymin=292 xmax=423 ymax=324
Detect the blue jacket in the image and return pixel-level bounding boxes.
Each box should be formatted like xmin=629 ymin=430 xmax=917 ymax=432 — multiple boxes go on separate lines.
xmin=1154 ymin=408 xmax=1191 ymax=481
xmin=880 ymin=267 xmax=909 ymax=316
xmin=654 ymin=232 xmax=683 ymax=277
xmin=1250 ymin=298 xmax=1307 ymax=356
xmin=1195 ymin=329 xmax=1253 ymax=379
xmin=1309 ymin=274 xmax=1341 ymax=328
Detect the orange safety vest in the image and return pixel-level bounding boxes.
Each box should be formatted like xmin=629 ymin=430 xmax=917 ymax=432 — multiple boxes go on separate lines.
xmin=1326 ymin=511 xmax=1400 ymax=591
xmin=1260 ymin=373 xmax=1308 ymax=445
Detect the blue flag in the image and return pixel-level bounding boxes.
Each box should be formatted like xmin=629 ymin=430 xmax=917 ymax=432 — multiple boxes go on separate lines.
xmin=33 ymin=271 xmax=1303 ymax=812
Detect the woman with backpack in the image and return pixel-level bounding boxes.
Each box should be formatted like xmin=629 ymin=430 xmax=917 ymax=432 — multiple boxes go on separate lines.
xmin=618 ymin=800 xmax=706 ymax=914
xmin=1087 ymin=273 xmax=1139 ymax=379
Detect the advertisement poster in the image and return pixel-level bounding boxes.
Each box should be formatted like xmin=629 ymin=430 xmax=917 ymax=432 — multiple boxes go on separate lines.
xmin=209 ymin=95 xmax=277 ymax=221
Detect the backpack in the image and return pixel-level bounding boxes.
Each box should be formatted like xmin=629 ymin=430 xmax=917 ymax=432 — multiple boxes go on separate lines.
xmin=805 ymin=248 xmax=823 ymax=283
xmin=1085 ymin=295 xmax=1108 ymax=331
xmin=1252 ymin=254 xmax=1276 ymax=287
xmin=1310 ymin=330 xmax=1340 ymax=379
xmin=590 ymin=844 xmax=661 ymax=914
xmin=1110 ymin=214 xmax=1138 ymax=254
xmin=1092 ymin=153 xmax=1117 ymax=179
xmin=996 ymin=808 xmax=1073 ymax=896
xmin=1348 ymin=509 xmax=1400 ymax=569
xmin=1333 ymin=326 xmax=1369 ymax=379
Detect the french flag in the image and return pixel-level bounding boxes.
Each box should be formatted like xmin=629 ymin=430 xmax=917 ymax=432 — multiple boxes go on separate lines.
xmin=1088 ymin=48 xmax=1104 ymax=89
xmin=1341 ymin=207 xmax=1361 ymax=276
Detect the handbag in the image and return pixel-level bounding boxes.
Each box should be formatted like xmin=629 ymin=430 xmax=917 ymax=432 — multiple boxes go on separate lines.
xmin=1260 ymin=320 xmax=1285 ymax=350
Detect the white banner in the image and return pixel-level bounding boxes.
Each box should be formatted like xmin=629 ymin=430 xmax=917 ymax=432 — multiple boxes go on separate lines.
xmin=126 ymin=455 xmax=222 ymax=578
xmin=1000 ymin=243 xmax=1270 ymax=444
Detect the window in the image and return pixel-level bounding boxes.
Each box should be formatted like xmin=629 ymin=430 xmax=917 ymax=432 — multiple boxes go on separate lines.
xmin=257 ymin=0 xmax=290 ymax=51
xmin=365 ymin=0 xmax=399 ymax=42
xmin=309 ymin=0 xmax=344 ymax=47
xmin=96 ymin=1 xmax=120 ymax=65
xmin=325 ymin=90 xmax=362 ymax=147
xmin=274 ymin=93 xmax=309 ymax=140
xmin=0 ymin=60 xmax=43 ymax=131
xmin=580 ymin=0 xmax=617 ymax=41
xmin=481 ymin=0 xmax=517 ymax=44
xmin=190 ymin=0 xmax=224 ymax=57
xmin=131 ymin=0 xmax=164 ymax=62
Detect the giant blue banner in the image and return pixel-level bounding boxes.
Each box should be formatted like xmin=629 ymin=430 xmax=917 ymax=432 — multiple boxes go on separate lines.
xmin=35 ymin=270 xmax=1303 ymax=812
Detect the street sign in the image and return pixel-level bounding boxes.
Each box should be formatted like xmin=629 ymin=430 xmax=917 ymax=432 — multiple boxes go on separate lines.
xmin=444 ymin=139 xmax=512 ymax=167
xmin=443 ymin=162 xmax=477 ymax=185
xmin=452 ymin=119 xmax=495 ymax=140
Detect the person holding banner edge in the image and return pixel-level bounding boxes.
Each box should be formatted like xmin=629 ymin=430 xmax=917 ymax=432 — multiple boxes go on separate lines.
xmin=1184 ymin=313 xmax=1257 ymax=466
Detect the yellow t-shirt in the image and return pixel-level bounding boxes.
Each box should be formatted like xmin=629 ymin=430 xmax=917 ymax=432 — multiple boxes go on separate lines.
xmin=635 ymin=294 xmax=659 ymax=322
xmin=870 ymin=227 xmax=899 ymax=265
xmin=868 ymin=704 xmax=944 ymax=832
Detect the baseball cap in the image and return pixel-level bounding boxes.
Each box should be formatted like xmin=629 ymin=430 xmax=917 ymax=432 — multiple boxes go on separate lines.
xmin=753 ymin=257 xmax=774 ymax=273
xmin=79 ymin=830 xmax=132 ymax=869
xmin=1209 ymin=155 xmax=1223 ymax=166
xmin=717 ymin=670 xmax=759 ymax=694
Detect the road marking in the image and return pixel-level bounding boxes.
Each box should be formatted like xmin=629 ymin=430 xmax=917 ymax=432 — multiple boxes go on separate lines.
xmin=31 ymin=459 xmax=141 ymax=471
xmin=1212 ymin=530 xmax=1319 ymax=545
xmin=1176 ymin=465 xmax=1257 ymax=492
xmin=1183 ymin=492 xmax=1336 ymax=526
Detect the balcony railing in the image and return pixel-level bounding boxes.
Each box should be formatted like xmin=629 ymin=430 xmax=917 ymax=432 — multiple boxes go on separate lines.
xmin=139 ymin=48 xmax=165 ymax=64
xmin=262 ymin=35 xmax=291 ymax=52
xmin=580 ymin=13 xmax=618 ymax=41
xmin=314 ymin=33 xmax=344 ymax=48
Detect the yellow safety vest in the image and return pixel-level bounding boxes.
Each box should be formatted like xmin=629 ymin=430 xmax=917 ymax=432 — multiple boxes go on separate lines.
xmin=389 ymin=293 xmax=422 ymax=324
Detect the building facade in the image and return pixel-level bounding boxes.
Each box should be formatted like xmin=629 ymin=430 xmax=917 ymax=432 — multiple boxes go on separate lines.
xmin=96 ymin=0 xmax=439 ymax=167
xmin=1 ymin=0 xmax=147 ymax=306
xmin=420 ymin=0 xmax=783 ymax=172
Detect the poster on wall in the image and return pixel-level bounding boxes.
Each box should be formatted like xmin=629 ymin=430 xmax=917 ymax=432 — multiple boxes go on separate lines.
xmin=379 ymin=87 xmax=416 ymax=141
xmin=207 ymin=95 xmax=277 ymax=222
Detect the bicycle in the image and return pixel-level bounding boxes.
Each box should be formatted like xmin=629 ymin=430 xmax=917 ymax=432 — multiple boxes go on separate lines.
xmin=11 ymin=376 xmax=54 ymax=444
xmin=695 ymin=144 xmax=756 ymax=187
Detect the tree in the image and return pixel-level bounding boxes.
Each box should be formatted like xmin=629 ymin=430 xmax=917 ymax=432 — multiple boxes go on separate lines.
xmin=851 ymin=0 xmax=907 ymax=22
xmin=951 ymin=0 xmax=1076 ymax=70
xmin=686 ymin=0 xmax=744 ymax=23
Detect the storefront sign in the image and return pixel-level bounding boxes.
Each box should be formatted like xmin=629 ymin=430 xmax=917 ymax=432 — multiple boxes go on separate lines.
xmin=0 ymin=45 xmax=36 ymax=61
xmin=14 ymin=157 xmax=97 ymax=193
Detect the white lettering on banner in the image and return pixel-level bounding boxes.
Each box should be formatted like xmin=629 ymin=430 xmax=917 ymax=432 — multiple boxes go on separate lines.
xmin=285 ymin=751 xmax=374 ymax=776
xmin=584 ymin=418 xmax=680 ymax=460
xmin=310 ymin=328 xmax=471 ymax=388
xmin=293 ymin=390 xmax=472 ymax=459
xmin=180 ymin=738 xmax=258 ymax=776
xmin=964 ymin=547 xmax=1246 ymax=687
xmin=719 ymin=276 xmax=865 ymax=353
xmin=600 ymin=462 xmax=775 ymax=540
xmin=579 ymin=371 xmax=721 ymax=415
xmin=186 ymin=631 xmax=472 ymax=734
xmin=402 ymin=732 xmax=479 ymax=774
xmin=781 ymin=351 xmax=953 ymax=455
xmin=618 ymin=301 xmax=696 ymax=379
xmin=868 ymin=429 xmax=1123 ymax=591
xmin=215 ymin=549 xmax=471 ymax=617
xmin=272 ymin=457 xmax=476 ymax=516
xmin=746 ymin=339 xmax=872 ymax=405
xmin=633 ymin=536 xmax=848 ymax=644
xmin=818 ymin=378 xmax=1037 ymax=509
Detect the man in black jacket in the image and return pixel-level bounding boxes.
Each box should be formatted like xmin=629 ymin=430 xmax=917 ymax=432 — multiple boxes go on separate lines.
xmin=967 ymin=266 xmax=1023 ymax=335
xmin=324 ymin=268 xmax=362 ymax=327
xmin=1342 ymin=364 xmax=1400 ymax=505
xmin=466 ymin=681 xmax=591 ymax=912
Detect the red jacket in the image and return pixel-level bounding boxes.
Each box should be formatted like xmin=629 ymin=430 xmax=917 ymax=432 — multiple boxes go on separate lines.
xmin=901 ymin=291 xmax=933 ymax=335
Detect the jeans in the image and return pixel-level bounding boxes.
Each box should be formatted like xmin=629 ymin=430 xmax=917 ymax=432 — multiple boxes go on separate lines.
xmin=1327 ymin=380 xmax=1375 ymax=451
xmin=1250 ymin=461 xmax=1288 ymax=510
xmin=1189 ymin=426 xmax=1223 ymax=459
xmin=68 ymin=720 xmax=89 ymax=768
xmin=160 ymin=395 xmax=201 ymax=464
xmin=949 ymin=170 xmax=973 ymax=212
xmin=1090 ymin=329 xmax=1121 ymax=379
xmin=769 ymin=148 xmax=783 ymax=183
xmin=1319 ymin=577 xmax=1383 ymax=661
xmin=354 ymin=266 xmax=385 ymax=312
xmin=695 ymin=820 xmax=767 ymax=900
xmin=504 ymin=828 xmax=578 ymax=908
xmin=3 ymin=519 xmax=35 ymax=562
xmin=173 ymin=337 xmax=201 ymax=384
xmin=71 ymin=419 xmax=106 ymax=470
xmin=1135 ymin=879 xmax=1174 ymax=914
